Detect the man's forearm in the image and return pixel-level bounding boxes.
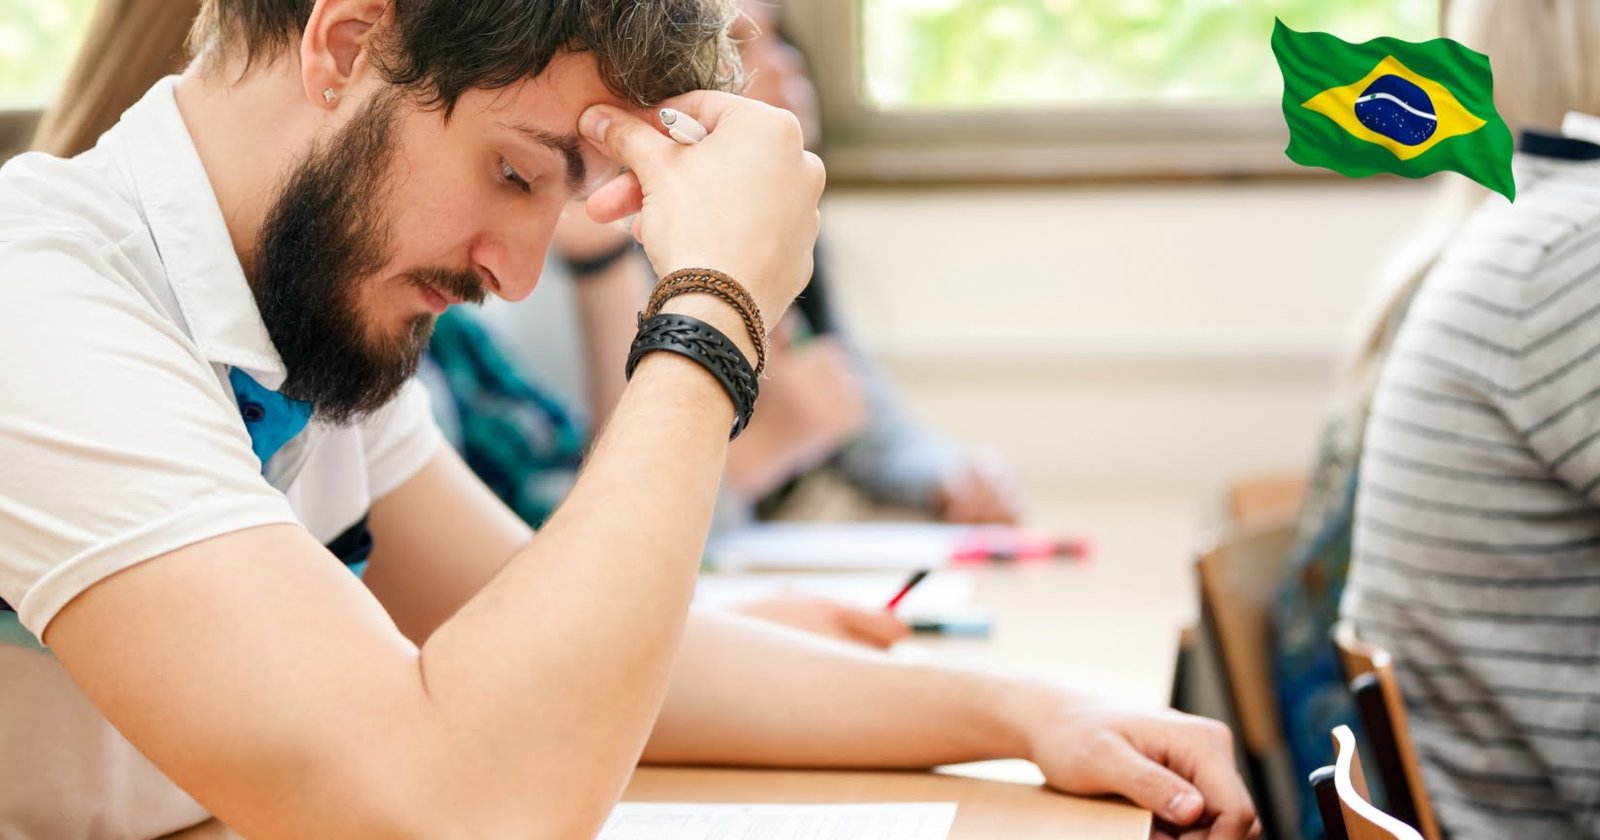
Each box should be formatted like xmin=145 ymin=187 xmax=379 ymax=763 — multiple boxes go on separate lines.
xmin=575 ymin=251 xmax=650 ymax=428
xmin=643 ymin=610 xmax=1042 ymax=769
xmin=414 ymin=318 xmax=741 ymax=832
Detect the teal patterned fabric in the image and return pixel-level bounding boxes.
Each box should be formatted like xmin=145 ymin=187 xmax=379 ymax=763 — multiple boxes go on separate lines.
xmin=425 ymin=308 xmax=584 ymax=528
xmin=1271 ymin=470 xmax=1361 ymax=840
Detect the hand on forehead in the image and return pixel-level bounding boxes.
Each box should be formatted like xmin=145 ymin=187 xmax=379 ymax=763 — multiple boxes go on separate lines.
xmin=468 ymin=52 xmax=635 ymax=198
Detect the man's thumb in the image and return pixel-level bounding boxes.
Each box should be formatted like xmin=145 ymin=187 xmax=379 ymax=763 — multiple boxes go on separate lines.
xmin=1100 ymin=737 xmax=1206 ymax=826
xmin=580 ymin=104 xmax=672 ymax=177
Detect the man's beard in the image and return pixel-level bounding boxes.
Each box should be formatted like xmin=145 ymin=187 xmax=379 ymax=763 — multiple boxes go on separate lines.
xmin=251 ymin=90 xmax=485 ymax=425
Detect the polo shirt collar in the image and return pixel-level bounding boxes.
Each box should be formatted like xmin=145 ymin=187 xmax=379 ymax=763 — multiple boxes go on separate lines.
xmin=113 ymin=76 xmax=289 ymax=390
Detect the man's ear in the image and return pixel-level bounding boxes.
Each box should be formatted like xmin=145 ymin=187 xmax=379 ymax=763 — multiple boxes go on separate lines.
xmin=298 ymin=0 xmax=391 ymax=108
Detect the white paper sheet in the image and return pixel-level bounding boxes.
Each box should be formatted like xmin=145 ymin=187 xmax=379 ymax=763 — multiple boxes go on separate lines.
xmin=703 ymin=523 xmax=979 ymax=571
xmin=692 ymin=571 xmax=975 ymax=618
xmin=598 ymin=802 xmax=957 ymax=840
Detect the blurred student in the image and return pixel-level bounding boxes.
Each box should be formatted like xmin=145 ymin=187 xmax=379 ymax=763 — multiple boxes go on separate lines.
xmin=1274 ymin=3 xmax=1600 ymax=834
xmin=1322 ymin=2 xmax=1600 ymax=837
xmin=459 ymin=0 xmax=1021 ymax=531
xmin=29 ymin=0 xmax=198 ymax=157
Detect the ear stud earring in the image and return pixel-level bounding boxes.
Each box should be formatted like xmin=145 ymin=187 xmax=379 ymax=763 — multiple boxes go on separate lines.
xmin=323 ymin=88 xmax=337 ymax=104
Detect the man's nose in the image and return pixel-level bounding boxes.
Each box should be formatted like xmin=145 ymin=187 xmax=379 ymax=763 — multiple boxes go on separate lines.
xmin=474 ymin=238 xmax=549 ymax=303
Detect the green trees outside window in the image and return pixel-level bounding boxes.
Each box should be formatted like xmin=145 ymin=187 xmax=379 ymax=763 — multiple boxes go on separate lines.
xmin=863 ymin=0 xmax=1438 ymax=109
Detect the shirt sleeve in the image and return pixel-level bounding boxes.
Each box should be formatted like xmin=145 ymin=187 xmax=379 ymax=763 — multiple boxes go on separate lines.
xmin=0 ymin=238 xmax=297 ymax=639
xmin=831 ymin=333 xmax=964 ymax=511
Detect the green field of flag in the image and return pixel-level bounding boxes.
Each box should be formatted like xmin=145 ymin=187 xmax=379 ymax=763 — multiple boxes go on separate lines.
xmin=1271 ymin=18 xmax=1515 ymax=201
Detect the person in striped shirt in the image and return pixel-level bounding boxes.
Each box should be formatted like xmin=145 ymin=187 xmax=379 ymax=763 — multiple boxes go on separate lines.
xmin=1342 ymin=4 xmax=1600 ymax=837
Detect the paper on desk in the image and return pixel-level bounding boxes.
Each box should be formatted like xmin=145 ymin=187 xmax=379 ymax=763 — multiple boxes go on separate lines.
xmin=599 ymin=802 xmax=957 ymax=840
xmin=693 ymin=572 xmax=975 ymax=618
xmin=704 ymin=523 xmax=980 ymax=571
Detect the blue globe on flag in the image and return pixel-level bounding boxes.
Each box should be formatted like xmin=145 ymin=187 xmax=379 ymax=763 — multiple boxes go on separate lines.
xmin=1354 ymin=75 xmax=1438 ymax=146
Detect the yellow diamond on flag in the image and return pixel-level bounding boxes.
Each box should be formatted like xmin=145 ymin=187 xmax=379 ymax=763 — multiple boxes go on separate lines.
xmin=1301 ymin=55 xmax=1485 ymax=161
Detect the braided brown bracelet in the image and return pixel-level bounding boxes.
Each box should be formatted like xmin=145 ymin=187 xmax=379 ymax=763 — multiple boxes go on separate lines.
xmin=644 ymin=268 xmax=768 ymax=376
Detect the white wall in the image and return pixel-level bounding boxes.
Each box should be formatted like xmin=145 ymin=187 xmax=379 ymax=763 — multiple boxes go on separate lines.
xmin=818 ymin=178 xmax=1438 ymax=497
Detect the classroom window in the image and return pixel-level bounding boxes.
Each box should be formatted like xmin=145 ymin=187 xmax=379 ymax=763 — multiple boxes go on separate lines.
xmin=861 ymin=0 xmax=1439 ymax=110
xmin=787 ymin=0 xmax=1442 ymax=181
xmin=0 ymin=0 xmax=96 ymax=108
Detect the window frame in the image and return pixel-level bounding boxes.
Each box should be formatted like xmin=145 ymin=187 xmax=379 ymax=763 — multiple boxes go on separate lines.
xmin=783 ymin=0 xmax=1445 ymax=184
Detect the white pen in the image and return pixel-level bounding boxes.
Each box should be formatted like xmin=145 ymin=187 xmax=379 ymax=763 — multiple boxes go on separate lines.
xmin=658 ymin=108 xmax=708 ymax=145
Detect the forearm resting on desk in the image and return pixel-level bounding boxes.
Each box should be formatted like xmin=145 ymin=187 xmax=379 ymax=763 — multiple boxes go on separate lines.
xmin=646 ymin=610 xmax=1031 ymax=768
xmin=645 ymin=611 xmax=1260 ymax=838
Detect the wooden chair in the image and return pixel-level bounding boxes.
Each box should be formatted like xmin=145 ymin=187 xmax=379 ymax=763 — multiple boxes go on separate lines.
xmin=1310 ymin=765 xmax=1349 ymax=840
xmin=1327 ymin=724 xmax=1425 ymax=840
xmin=1225 ymin=471 xmax=1309 ymax=530
xmin=1333 ymin=621 xmax=1442 ymax=840
xmin=1194 ymin=520 xmax=1297 ymax=838
xmin=1171 ymin=471 xmax=1304 ymax=713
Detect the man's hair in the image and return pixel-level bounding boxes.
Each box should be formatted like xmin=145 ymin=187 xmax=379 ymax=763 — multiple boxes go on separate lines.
xmin=189 ymin=0 xmax=742 ymax=110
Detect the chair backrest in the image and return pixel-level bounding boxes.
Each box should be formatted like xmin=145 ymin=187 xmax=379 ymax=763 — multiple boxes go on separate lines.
xmin=1333 ymin=621 xmax=1442 ymax=840
xmin=1311 ymin=765 xmax=1351 ymax=840
xmin=1225 ymin=471 xmax=1309 ymax=529
xmin=1331 ymin=725 xmax=1426 ymax=840
xmin=1194 ymin=521 xmax=1297 ymax=758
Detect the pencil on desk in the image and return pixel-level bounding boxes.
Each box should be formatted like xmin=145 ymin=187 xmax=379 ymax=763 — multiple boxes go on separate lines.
xmin=884 ymin=569 xmax=930 ymax=612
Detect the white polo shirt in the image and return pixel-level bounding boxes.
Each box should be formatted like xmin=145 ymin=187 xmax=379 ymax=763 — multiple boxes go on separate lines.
xmin=0 ymin=77 xmax=442 ymax=838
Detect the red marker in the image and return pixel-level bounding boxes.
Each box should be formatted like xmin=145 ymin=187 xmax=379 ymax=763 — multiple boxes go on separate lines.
xmin=950 ymin=528 xmax=1091 ymax=565
xmin=884 ymin=569 xmax=931 ymax=612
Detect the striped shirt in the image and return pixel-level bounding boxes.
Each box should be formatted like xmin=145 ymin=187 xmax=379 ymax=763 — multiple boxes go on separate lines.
xmin=1345 ymin=138 xmax=1600 ymax=840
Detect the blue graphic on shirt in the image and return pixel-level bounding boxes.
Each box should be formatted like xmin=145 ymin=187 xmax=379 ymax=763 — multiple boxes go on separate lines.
xmin=228 ymin=368 xmax=312 ymax=467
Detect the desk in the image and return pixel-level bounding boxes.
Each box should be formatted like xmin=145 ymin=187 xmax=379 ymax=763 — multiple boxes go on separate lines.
xmin=167 ymin=492 xmax=1199 ymax=840
xmin=625 ymin=491 xmax=1201 ymax=839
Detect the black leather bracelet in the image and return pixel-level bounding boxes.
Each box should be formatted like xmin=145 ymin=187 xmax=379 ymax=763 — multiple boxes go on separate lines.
xmin=625 ymin=312 xmax=759 ymax=440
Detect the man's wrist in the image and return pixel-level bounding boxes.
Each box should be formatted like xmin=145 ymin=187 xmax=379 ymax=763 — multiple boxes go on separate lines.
xmin=657 ymin=293 xmax=762 ymax=364
xmin=987 ymin=677 xmax=1072 ymax=762
xmin=627 ymin=304 xmax=761 ymax=439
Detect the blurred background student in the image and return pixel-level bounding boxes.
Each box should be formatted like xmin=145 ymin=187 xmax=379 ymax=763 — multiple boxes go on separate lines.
xmin=26 ymin=0 xmax=195 ymax=157
xmin=1271 ymin=1 xmax=1600 ymax=837
xmin=1335 ymin=1 xmax=1600 ymax=837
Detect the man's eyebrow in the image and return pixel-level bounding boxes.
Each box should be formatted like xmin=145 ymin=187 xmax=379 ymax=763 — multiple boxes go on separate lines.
xmin=501 ymin=121 xmax=586 ymax=194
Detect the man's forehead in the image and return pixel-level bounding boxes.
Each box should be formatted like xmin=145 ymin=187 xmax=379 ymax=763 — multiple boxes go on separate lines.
xmin=494 ymin=117 xmax=618 ymax=198
xmin=474 ymin=54 xmax=630 ymax=195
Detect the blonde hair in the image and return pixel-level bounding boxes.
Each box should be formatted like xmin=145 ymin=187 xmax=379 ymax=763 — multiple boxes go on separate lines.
xmin=1348 ymin=0 xmax=1600 ymax=373
xmin=30 ymin=0 xmax=200 ymax=158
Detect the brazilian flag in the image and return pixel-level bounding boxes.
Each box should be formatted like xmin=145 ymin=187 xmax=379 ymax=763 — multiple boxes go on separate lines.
xmin=1271 ymin=19 xmax=1515 ymax=201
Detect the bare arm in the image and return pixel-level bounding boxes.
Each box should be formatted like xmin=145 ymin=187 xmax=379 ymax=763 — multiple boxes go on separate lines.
xmin=647 ymin=611 xmax=1261 ymax=838
xmin=647 ymin=611 xmax=1023 ymax=767
xmin=553 ymin=212 xmax=650 ymax=429
xmin=573 ymin=253 xmax=647 ymax=428
xmin=49 ymin=340 xmax=733 ymax=838
xmin=361 ymin=445 xmax=533 ymax=644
